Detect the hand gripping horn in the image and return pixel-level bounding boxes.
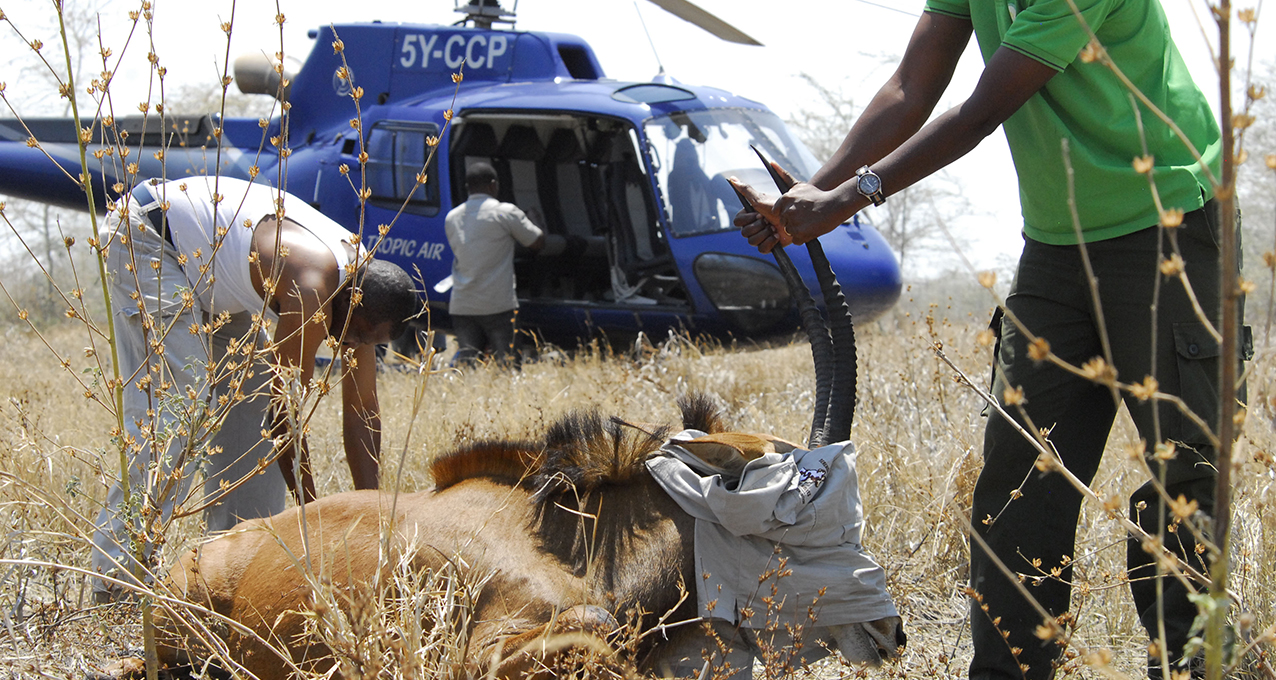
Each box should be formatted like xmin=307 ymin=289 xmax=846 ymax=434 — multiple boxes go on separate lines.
xmin=732 ymin=147 xmax=858 ymax=447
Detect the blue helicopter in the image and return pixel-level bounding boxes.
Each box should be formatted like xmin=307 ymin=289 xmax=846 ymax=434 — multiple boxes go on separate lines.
xmin=0 ymin=0 xmax=902 ymax=347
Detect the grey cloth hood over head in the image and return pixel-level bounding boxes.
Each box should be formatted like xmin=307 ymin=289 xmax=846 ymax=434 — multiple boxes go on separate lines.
xmin=645 ymin=430 xmax=898 ymax=628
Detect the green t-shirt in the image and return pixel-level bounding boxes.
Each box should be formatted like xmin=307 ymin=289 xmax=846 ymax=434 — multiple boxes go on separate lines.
xmin=924 ymin=0 xmax=1220 ymax=244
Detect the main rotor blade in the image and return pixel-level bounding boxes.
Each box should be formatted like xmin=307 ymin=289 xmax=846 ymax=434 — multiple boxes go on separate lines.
xmin=645 ymin=0 xmax=763 ymax=46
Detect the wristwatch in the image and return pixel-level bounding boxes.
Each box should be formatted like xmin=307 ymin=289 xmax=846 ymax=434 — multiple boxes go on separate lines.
xmin=855 ymin=166 xmax=885 ymax=206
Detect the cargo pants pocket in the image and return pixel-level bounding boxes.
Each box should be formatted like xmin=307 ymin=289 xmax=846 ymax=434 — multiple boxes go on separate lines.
xmin=1171 ymin=322 xmax=1219 ymax=447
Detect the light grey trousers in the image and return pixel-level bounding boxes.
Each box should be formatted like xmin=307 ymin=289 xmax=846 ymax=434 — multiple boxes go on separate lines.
xmin=91 ymin=198 xmax=285 ymax=594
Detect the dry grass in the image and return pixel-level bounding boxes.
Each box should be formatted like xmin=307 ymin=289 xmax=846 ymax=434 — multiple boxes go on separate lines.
xmin=0 ymin=0 xmax=1270 ymax=675
xmin=0 ymin=299 xmax=1272 ymax=678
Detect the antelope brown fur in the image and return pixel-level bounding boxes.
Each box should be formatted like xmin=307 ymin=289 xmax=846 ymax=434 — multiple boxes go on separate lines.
xmin=158 ymin=398 xmax=708 ymax=678
xmin=157 ymin=196 xmax=901 ymax=677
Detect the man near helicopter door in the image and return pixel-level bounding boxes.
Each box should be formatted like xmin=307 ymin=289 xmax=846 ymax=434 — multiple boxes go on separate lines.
xmin=93 ymin=176 xmax=419 ymax=601
xmin=731 ymin=1 xmax=1242 ymax=678
xmin=445 ymin=162 xmax=546 ymax=366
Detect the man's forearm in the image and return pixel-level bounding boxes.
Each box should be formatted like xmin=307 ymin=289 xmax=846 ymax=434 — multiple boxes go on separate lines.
xmin=341 ymin=342 xmax=382 ymax=491
xmin=857 ymin=47 xmax=1058 ymax=208
xmin=772 ymin=46 xmax=1057 ymax=246
xmin=809 ymin=11 xmax=971 ymax=191
xmin=811 ymin=80 xmax=933 ymax=191
xmin=799 ymin=91 xmax=1028 ymax=238
xmin=343 ymin=408 xmax=380 ymax=490
xmin=272 ymin=411 xmax=317 ymax=503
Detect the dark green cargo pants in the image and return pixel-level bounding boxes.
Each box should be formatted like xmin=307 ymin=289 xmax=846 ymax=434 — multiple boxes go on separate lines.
xmin=970 ymin=200 xmax=1246 ymax=680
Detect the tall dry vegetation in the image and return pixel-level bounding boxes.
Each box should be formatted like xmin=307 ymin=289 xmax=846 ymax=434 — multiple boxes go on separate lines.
xmin=2 ymin=310 xmax=1274 ymax=678
xmin=0 ymin=1 xmax=1274 ymax=679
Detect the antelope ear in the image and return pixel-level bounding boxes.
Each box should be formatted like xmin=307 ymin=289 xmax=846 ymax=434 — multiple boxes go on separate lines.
xmin=677 ymin=439 xmax=747 ymax=475
xmin=86 ymin=657 xmax=145 ymax=680
xmin=680 ymin=432 xmax=781 ymax=475
xmin=761 ymin=435 xmax=802 ymax=454
xmin=690 ymin=433 xmax=778 ymax=459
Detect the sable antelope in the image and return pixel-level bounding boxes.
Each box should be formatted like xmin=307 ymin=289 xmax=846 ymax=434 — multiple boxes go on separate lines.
xmin=154 ymin=160 xmax=904 ymax=679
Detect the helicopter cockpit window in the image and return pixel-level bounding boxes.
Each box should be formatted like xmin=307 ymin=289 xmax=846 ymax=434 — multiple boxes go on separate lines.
xmin=365 ymin=121 xmax=441 ymax=216
xmin=643 ymin=108 xmax=822 ymax=237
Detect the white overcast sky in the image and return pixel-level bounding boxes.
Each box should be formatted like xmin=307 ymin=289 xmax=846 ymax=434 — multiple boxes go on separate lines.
xmin=0 ymin=0 xmax=1259 ymax=274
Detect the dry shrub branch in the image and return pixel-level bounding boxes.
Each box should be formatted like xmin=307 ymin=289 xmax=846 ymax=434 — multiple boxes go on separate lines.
xmin=0 ymin=2 xmax=1272 ymax=680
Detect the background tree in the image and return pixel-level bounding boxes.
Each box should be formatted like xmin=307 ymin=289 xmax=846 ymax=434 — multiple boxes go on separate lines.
xmin=784 ymin=73 xmax=976 ymax=280
xmin=0 ymin=1 xmax=105 ymax=325
xmin=1236 ymin=61 xmax=1276 ymax=342
xmin=0 ymin=2 xmax=272 ymax=329
xmin=163 ymin=80 xmax=271 ymax=119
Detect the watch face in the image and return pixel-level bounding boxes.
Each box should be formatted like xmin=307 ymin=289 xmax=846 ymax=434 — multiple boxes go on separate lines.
xmin=859 ymin=173 xmax=881 ymax=195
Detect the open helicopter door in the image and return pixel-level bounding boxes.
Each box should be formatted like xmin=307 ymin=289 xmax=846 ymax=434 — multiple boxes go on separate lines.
xmin=447 ymin=113 xmax=691 ymax=340
xmin=590 ymin=126 xmax=667 ymax=304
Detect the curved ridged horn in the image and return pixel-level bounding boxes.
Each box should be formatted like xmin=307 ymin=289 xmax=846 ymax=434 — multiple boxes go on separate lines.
xmin=773 ymin=246 xmax=836 ymax=447
xmin=731 ymin=181 xmax=835 ymax=448
xmin=805 ymin=239 xmax=856 ymax=442
xmin=743 ymin=145 xmax=857 ymax=447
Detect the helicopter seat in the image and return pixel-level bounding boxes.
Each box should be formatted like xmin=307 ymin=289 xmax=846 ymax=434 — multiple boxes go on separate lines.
xmin=530 ymin=127 xmax=608 ymax=299
xmin=604 ymin=151 xmax=675 ymax=304
xmin=451 ymin=121 xmax=499 ymax=159
xmin=543 ymin=128 xmax=594 ymax=242
xmin=497 ymin=125 xmax=547 ymax=230
xmin=496 ymin=125 xmax=555 ymax=297
xmin=450 ymin=122 xmax=499 ymax=200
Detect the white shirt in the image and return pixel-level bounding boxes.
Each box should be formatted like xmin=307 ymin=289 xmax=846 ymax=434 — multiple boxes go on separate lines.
xmin=444 ymin=194 xmax=543 ymax=316
xmin=137 ymin=176 xmax=362 ymax=321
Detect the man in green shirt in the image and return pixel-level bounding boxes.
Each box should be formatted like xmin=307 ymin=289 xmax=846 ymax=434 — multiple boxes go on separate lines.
xmin=732 ymin=1 xmax=1236 ymax=678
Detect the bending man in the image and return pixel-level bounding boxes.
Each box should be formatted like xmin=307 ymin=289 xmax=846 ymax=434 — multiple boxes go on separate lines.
xmin=93 ymin=175 xmax=418 ymax=600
